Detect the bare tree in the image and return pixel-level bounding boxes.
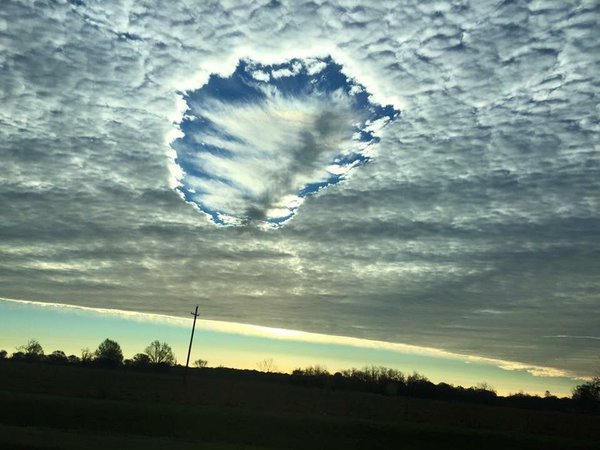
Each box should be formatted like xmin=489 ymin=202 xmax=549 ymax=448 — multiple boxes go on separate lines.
xmin=194 ymin=358 xmax=208 ymax=368
xmin=257 ymin=358 xmax=277 ymax=373
xmin=81 ymin=347 xmax=93 ymax=363
xmin=144 ymin=340 xmax=176 ymax=365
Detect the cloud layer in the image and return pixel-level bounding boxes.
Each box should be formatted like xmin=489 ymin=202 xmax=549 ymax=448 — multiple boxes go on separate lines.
xmin=0 ymin=0 xmax=598 ymax=377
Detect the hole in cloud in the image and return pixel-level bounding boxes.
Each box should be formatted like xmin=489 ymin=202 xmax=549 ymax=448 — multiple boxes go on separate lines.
xmin=171 ymin=56 xmax=399 ymax=228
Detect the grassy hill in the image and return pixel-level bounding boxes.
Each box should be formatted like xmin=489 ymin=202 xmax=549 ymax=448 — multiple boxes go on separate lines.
xmin=0 ymin=361 xmax=598 ymax=449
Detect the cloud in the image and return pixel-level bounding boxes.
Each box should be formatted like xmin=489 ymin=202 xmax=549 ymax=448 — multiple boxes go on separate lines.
xmin=545 ymin=335 xmax=600 ymax=341
xmin=495 ymin=361 xmax=573 ymax=380
xmin=0 ymin=0 xmax=598 ymax=379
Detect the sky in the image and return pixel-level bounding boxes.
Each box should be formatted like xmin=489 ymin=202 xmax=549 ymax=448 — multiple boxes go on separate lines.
xmin=0 ymin=298 xmax=582 ymax=397
xmin=0 ymin=0 xmax=599 ymax=392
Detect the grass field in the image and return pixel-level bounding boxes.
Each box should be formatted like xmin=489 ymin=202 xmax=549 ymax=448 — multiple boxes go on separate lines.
xmin=1 ymin=361 xmax=598 ymax=449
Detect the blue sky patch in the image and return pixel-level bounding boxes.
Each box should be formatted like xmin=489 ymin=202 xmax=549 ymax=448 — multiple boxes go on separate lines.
xmin=173 ymin=57 xmax=399 ymax=228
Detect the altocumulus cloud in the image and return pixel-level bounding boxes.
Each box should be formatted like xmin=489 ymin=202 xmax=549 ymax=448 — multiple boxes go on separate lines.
xmin=0 ymin=0 xmax=598 ymax=377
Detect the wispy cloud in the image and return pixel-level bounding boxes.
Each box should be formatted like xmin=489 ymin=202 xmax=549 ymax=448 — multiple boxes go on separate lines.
xmin=171 ymin=58 xmax=397 ymax=227
xmin=544 ymin=335 xmax=600 ymax=341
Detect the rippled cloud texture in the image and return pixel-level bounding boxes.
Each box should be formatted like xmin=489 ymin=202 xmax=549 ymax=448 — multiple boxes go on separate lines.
xmin=1 ymin=0 xmax=598 ymax=378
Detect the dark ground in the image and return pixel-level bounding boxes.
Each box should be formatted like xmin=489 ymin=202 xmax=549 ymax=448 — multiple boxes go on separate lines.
xmin=1 ymin=361 xmax=598 ymax=449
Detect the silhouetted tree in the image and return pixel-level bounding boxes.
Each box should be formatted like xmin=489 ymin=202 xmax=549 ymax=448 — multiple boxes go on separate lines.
xmin=144 ymin=340 xmax=176 ymax=365
xmin=572 ymin=377 xmax=600 ymax=410
xmin=80 ymin=347 xmax=93 ymax=364
xmin=132 ymin=353 xmax=151 ymax=368
xmin=93 ymin=338 xmax=123 ymax=367
xmin=47 ymin=350 xmax=68 ymax=364
xmin=475 ymin=382 xmax=496 ymax=394
xmin=257 ymin=358 xmax=276 ymax=373
xmin=292 ymin=365 xmax=332 ymax=388
xmin=11 ymin=351 xmax=25 ymax=361
xmin=0 ymin=350 xmax=7 ymax=359
xmin=17 ymin=339 xmax=44 ymax=361
xmin=294 ymin=365 xmax=329 ymax=376
xmin=67 ymin=354 xmax=80 ymax=364
xmin=336 ymin=366 xmax=408 ymax=395
xmin=194 ymin=359 xmax=208 ymax=368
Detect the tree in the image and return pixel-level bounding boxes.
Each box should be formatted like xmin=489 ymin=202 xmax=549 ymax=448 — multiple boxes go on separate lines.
xmin=293 ymin=365 xmax=330 ymax=376
xmin=11 ymin=352 xmax=25 ymax=361
xmin=17 ymin=339 xmax=44 ymax=360
xmin=144 ymin=340 xmax=176 ymax=365
xmin=94 ymin=338 xmax=123 ymax=367
xmin=81 ymin=347 xmax=93 ymax=364
xmin=572 ymin=377 xmax=600 ymax=409
xmin=194 ymin=358 xmax=208 ymax=368
xmin=47 ymin=350 xmax=68 ymax=364
xmin=0 ymin=350 xmax=7 ymax=359
xmin=474 ymin=382 xmax=497 ymax=394
xmin=131 ymin=353 xmax=151 ymax=368
xmin=257 ymin=358 xmax=276 ymax=373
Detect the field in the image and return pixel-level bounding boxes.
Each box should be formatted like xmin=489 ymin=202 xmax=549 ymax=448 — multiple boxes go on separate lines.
xmin=1 ymin=361 xmax=598 ymax=449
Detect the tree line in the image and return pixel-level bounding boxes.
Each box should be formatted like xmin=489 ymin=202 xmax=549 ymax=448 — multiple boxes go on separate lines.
xmin=0 ymin=338 xmax=206 ymax=369
xmin=289 ymin=365 xmax=599 ymax=412
xmin=1 ymin=339 xmax=598 ymax=412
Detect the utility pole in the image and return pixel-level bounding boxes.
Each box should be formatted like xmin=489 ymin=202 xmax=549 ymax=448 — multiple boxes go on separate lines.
xmin=185 ymin=305 xmax=199 ymax=371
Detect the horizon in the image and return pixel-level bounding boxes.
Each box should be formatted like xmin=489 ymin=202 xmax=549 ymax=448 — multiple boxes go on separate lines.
xmin=0 ymin=298 xmax=584 ymax=398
